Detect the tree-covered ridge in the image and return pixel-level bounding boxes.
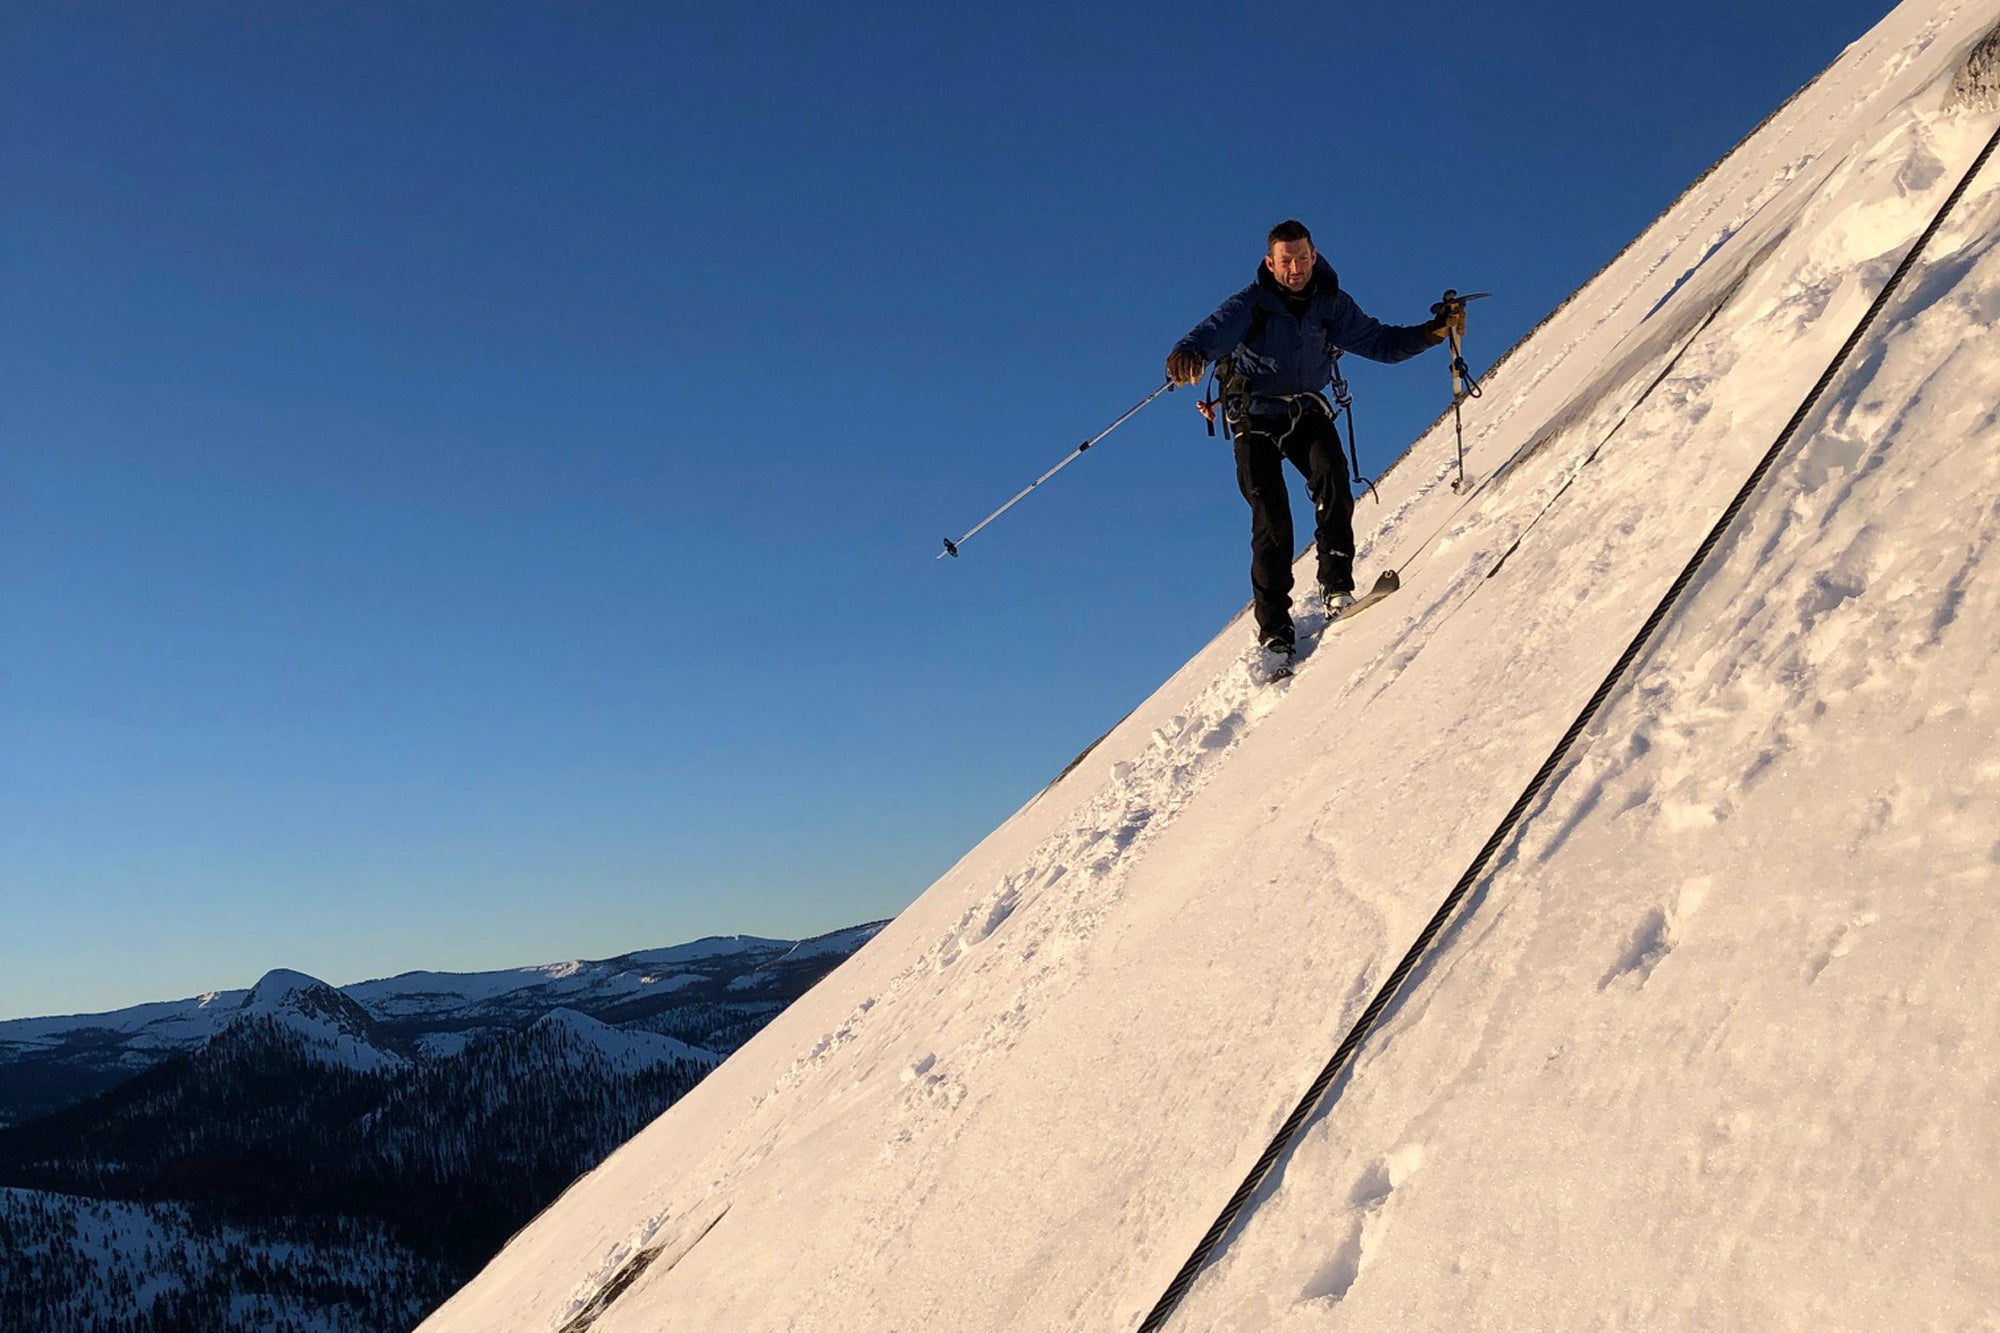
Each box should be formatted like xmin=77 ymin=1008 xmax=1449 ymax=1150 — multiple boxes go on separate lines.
xmin=0 ymin=923 xmax=884 ymax=1331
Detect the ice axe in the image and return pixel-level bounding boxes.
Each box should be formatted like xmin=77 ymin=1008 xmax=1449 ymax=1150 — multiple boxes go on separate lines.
xmin=1434 ymin=289 xmax=1491 ymax=492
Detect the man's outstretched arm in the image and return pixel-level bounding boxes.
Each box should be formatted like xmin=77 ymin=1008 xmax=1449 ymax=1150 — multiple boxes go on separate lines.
xmin=1329 ymin=288 xmax=1451 ymax=364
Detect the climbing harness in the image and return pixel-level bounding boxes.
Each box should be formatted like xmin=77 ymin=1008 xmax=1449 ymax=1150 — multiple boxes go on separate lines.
xmin=1197 ymin=310 xmax=1377 ymax=501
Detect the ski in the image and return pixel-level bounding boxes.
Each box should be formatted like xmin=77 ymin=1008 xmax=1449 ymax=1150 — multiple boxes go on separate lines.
xmin=1325 ymin=568 xmax=1402 ymax=626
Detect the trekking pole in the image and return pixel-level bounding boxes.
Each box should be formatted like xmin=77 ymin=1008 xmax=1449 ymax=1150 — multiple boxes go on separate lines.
xmin=938 ymin=381 xmax=1175 ymax=559
xmin=1435 ymin=289 xmax=1491 ymax=493
xmin=1327 ymin=352 xmax=1377 ymax=504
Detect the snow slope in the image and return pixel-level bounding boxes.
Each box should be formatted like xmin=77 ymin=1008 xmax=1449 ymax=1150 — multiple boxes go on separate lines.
xmin=420 ymin=4 xmax=2000 ymax=1329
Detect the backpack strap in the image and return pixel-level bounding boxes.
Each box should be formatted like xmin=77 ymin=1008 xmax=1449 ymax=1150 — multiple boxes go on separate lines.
xmin=1200 ymin=303 xmax=1272 ymax=439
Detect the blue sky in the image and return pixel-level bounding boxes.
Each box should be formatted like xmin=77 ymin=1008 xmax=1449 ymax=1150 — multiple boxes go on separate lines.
xmin=1 ymin=1 xmax=1894 ymax=1019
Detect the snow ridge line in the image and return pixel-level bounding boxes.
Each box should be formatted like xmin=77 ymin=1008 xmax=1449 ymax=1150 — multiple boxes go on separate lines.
xmin=1134 ymin=116 xmax=2000 ymax=1333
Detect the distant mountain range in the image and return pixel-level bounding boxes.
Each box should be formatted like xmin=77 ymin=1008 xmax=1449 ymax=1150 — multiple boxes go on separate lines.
xmin=0 ymin=926 xmax=883 ymax=1127
xmin=0 ymin=924 xmax=887 ymax=1333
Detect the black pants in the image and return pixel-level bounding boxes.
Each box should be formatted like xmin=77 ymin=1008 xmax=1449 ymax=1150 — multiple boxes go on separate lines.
xmin=1232 ymin=403 xmax=1354 ymax=647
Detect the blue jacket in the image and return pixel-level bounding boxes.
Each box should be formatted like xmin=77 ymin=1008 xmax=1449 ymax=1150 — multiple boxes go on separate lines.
xmin=1173 ymin=257 xmax=1438 ymax=402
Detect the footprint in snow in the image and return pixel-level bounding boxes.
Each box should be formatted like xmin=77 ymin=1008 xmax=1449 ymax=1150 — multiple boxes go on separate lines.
xmin=897 ymin=1050 xmax=966 ymax=1117
xmin=1804 ymin=912 xmax=1878 ymax=984
xmin=1200 ymin=711 xmax=1244 ymax=750
xmin=973 ymin=886 xmax=1020 ymax=942
xmin=1600 ymin=878 xmax=1710 ymax=990
xmin=1601 ymin=905 xmax=1674 ymax=990
xmin=1299 ymin=1146 xmax=1424 ymax=1305
xmin=936 ymin=885 xmax=1022 ymax=971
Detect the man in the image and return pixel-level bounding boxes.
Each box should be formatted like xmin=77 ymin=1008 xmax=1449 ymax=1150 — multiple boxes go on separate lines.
xmin=1166 ymin=219 xmax=1458 ymax=664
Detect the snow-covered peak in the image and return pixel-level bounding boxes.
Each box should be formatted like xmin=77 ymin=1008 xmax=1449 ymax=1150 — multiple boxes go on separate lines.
xmin=0 ymin=990 xmax=256 ymax=1067
xmin=238 ymin=968 xmax=330 ymax=1012
xmin=1 ymin=925 xmax=872 ymax=1111
xmin=527 ymin=1010 xmax=719 ymax=1075
xmin=234 ymin=969 xmax=404 ymax=1074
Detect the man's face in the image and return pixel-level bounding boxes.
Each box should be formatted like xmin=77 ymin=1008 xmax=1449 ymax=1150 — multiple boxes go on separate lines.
xmin=1265 ymin=238 xmax=1316 ymax=292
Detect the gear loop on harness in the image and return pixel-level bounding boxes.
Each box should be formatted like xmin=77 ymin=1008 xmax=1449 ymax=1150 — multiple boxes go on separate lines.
xmin=1328 ymin=349 xmax=1378 ymax=504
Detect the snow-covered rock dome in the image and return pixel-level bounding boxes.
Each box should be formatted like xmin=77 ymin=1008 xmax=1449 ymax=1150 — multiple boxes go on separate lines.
xmin=420 ymin=3 xmax=2000 ymax=1328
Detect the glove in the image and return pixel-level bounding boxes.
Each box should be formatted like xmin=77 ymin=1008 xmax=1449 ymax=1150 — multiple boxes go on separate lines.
xmin=1166 ymin=348 xmax=1207 ymax=385
xmin=1427 ymin=301 xmax=1467 ymax=343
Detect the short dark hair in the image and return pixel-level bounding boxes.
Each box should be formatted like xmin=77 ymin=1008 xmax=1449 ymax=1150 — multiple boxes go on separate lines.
xmin=1266 ymin=219 xmax=1313 ymax=252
